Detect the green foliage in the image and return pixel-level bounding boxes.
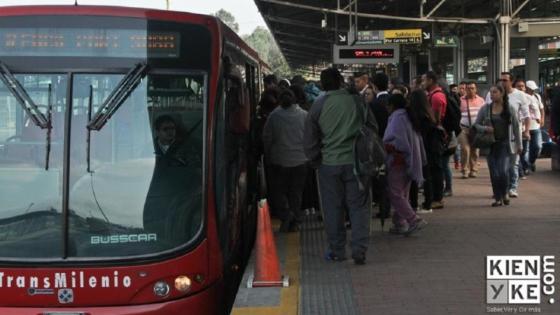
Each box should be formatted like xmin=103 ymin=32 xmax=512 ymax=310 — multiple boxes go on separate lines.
xmin=243 ymin=26 xmax=291 ymax=77
xmin=214 ymin=9 xmax=239 ymax=33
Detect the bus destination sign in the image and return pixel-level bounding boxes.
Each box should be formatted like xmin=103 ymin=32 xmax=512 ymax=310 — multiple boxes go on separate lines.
xmin=0 ymin=28 xmax=181 ymax=58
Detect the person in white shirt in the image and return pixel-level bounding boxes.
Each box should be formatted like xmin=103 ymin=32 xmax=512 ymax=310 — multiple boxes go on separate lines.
xmin=525 ymin=80 xmax=545 ymax=172
xmin=499 ymin=72 xmax=530 ymax=198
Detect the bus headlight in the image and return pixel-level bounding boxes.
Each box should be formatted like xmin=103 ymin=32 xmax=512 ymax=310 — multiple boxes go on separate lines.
xmin=174 ymin=275 xmax=192 ymax=292
xmin=153 ymin=281 xmax=170 ymax=297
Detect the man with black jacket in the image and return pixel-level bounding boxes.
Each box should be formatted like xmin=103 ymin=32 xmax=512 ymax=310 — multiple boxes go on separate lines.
xmin=370 ymin=72 xmax=390 ymax=137
xmin=369 ymin=72 xmax=391 ymax=219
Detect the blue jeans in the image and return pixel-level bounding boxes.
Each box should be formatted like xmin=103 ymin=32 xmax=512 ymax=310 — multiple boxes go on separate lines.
xmin=529 ymin=129 xmax=543 ymax=166
xmin=509 ymin=153 xmax=520 ymax=192
xmin=488 ymin=141 xmax=512 ymax=201
xmin=520 ymin=139 xmax=530 ymax=174
xmin=318 ymin=164 xmax=370 ymax=258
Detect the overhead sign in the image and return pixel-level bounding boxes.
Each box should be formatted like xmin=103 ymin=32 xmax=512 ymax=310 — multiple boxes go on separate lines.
xmin=336 ymin=31 xmax=348 ymax=45
xmin=357 ymin=30 xmax=383 ymax=44
xmin=333 ymin=44 xmax=399 ymax=64
xmin=434 ymin=35 xmax=459 ymax=47
xmin=384 ymin=29 xmax=422 ymax=44
xmin=356 ymin=29 xmax=423 ymax=45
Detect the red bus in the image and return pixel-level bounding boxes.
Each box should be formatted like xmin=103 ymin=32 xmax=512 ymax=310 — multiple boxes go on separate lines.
xmin=0 ymin=5 xmax=265 ymax=314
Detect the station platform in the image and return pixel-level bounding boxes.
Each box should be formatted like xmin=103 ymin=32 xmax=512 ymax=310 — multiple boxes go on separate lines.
xmin=232 ymin=158 xmax=560 ymax=315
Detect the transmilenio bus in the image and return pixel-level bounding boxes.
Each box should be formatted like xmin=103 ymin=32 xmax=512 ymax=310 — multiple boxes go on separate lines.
xmin=0 ymin=5 xmax=266 ymax=314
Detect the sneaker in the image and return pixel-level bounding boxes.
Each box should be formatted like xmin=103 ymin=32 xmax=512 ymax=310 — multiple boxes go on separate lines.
xmin=520 ymin=175 xmax=528 ymax=180
xmin=403 ymin=219 xmax=428 ymax=236
xmin=492 ymin=200 xmax=503 ymax=207
xmin=509 ymin=190 xmax=519 ymax=198
xmin=443 ymin=190 xmax=453 ymax=197
xmin=417 ymin=208 xmax=433 ymax=214
xmin=431 ymin=201 xmax=444 ymax=209
xmin=461 ymin=174 xmax=468 ymax=179
xmin=503 ymin=198 xmax=510 ymax=206
xmin=325 ymin=251 xmax=346 ymax=262
xmin=469 ymin=173 xmax=477 ymax=178
xmin=352 ymin=253 xmax=366 ymax=265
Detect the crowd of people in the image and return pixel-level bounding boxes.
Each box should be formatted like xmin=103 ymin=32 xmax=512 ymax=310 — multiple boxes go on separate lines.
xmin=257 ymin=68 xmax=556 ymax=266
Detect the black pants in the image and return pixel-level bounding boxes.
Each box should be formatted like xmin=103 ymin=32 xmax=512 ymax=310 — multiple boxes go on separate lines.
xmin=409 ymin=181 xmax=418 ymax=210
xmin=268 ymin=164 xmax=308 ymax=223
xmin=371 ymin=175 xmax=390 ymax=217
xmin=423 ymin=156 xmax=444 ymax=208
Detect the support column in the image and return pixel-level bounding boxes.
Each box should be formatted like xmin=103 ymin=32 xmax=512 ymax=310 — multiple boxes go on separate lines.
xmin=526 ymin=38 xmax=539 ymax=82
xmin=455 ymin=37 xmax=465 ymax=83
xmin=498 ymin=0 xmax=512 ymax=74
xmin=409 ymin=54 xmax=418 ymax=82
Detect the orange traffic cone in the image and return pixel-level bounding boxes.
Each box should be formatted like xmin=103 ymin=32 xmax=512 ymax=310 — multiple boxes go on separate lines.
xmin=247 ymin=200 xmax=289 ymax=288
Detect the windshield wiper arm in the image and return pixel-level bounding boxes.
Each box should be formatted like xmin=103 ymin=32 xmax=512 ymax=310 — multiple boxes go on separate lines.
xmin=0 ymin=61 xmax=49 ymax=129
xmin=45 ymin=84 xmax=53 ymax=170
xmin=87 ymin=62 xmax=148 ymax=131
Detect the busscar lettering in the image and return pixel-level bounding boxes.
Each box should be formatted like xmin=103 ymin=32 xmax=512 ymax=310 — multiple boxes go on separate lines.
xmin=91 ymin=233 xmax=157 ymax=245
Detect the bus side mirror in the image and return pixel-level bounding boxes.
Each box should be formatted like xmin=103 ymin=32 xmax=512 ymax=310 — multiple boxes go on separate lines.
xmin=227 ymin=83 xmax=251 ymax=134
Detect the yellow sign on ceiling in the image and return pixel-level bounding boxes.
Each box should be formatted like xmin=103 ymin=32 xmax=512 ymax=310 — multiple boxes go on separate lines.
xmin=384 ymin=29 xmax=422 ymax=39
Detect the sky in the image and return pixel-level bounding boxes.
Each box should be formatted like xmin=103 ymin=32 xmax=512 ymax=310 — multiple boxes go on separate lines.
xmin=0 ymin=0 xmax=268 ymax=35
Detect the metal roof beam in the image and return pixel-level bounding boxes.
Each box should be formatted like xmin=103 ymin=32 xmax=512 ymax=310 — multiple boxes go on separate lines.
xmin=273 ymin=30 xmax=332 ymax=43
xmin=276 ymin=39 xmax=330 ymax=52
xmin=282 ymin=48 xmax=329 ymax=58
xmin=426 ymin=0 xmax=447 ymax=18
xmin=512 ymin=0 xmax=531 ymax=18
xmin=257 ymin=0 xmax=492 ymax=24
xmin=265 ymin=15 xmax=336 ymax=31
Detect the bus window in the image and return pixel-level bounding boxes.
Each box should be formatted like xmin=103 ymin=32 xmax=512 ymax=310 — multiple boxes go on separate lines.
xmin=0 ymin=74 xmax=66 ymax=258
xmin=67 ymin=73 xmax=205 ymax=258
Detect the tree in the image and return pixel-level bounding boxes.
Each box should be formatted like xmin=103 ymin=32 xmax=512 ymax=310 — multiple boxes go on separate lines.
xmin=243 ymin=26 xmax=291 ymax=77
xmin=214 ymin=9 xmax=239 ymax=33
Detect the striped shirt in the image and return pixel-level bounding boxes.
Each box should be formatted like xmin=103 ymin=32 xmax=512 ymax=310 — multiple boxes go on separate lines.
xmin=460 ymin=95 xmax=485 ymax=127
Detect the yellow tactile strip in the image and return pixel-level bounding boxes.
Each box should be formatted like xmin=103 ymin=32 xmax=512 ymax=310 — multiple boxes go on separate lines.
xmin=231 ymin=231 xmax=300 ymax=315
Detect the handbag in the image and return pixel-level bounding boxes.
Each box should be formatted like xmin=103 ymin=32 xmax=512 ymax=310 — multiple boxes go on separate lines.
xmin=470 ymin=103 xmax=495 ymax=148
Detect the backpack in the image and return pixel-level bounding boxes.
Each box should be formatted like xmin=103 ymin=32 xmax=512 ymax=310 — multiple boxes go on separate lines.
xmin=352 ymin=95 xmax=386 ymax=190
xmin=432 ymin=90 xmax=462 ymax=137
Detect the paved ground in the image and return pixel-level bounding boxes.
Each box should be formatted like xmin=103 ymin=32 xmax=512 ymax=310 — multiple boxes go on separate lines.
xmin=308 ymin=158 xmax=560 ymax=315
xmin=232 ymin=158 xmax=560 ymax=315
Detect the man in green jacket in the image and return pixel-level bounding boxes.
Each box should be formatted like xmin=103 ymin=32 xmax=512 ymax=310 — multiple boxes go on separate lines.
xmin=303 ymin=67 xmax=372 ymax=265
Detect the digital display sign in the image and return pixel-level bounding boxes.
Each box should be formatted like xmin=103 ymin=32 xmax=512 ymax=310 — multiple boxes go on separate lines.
xmin=333 ymin=44 xmax=399 ymax=64
xmin=339 ymin=48 xmax=395 ymax=59
xmin=0 ymin=28 xmax=180 ymax=58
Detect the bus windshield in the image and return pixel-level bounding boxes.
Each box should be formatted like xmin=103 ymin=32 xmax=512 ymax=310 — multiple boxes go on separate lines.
xmin=0 ymin=71 xmax=206 ymax=259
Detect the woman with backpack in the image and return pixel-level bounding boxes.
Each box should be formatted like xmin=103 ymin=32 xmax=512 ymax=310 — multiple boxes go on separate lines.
xmin=383 ymin=93 xmax=428 ymax=235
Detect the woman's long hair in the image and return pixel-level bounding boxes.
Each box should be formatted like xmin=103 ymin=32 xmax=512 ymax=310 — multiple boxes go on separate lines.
xmin=407 ymin=89 xmax=436 ymax=133
xmin=493 ymin=84 xmax=511 ymax=122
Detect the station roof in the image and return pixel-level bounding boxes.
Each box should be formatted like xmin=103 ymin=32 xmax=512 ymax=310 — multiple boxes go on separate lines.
xmin=254 ymin=0 xmax=560 ymax=69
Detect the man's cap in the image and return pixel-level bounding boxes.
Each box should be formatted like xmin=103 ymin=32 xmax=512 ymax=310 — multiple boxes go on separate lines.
xmin=526 ymin=80 xmax=539 ymax=91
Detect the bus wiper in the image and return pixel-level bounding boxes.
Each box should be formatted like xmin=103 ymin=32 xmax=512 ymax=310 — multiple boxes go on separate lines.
xmin=87 ymin=62 xmax=148 ymax=131
xmin=45 ymin=84 xmax=53 ymax=170
xmin=0 ymin=61 xmax=49 ymax=129
xmin=87 ymin=85 xmax=93 ymax=173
